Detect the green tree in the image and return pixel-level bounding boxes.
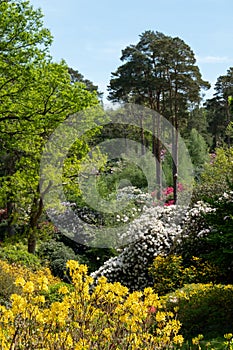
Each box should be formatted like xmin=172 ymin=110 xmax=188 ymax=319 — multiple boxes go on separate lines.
xmin=0 ymin=0 xmax=52 ymax=104
xmin=68 ymin=67 xmax=103 ymax=100
xmin=0 ymin=0 xmax=52 ymax=238
xmin=0 ymin=62 xmax=99 ymax=253
xmin=205 ymin=67 xmax=233 ymax=148
xmin=108 ymin=30 xmax=209 ymax=202
xmin=0 ymin=0 xmax=100 ymax=253
xmin=185 ymin=106 xmax=211 ymax=144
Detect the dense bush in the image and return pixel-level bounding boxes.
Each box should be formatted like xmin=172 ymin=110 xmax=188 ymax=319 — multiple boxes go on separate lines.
xmin=0 ymin=243 xmax=41 ymax=268
xmin=165 ymin=283 xmax=233 ymax=340
xmin=91 ymin=201 xmax=216 ymax=291
xmin=91 ymin=205 xmax=185 ymax=291
xmin=0 ymin=263 xmax=20 ymax=306
xmin=0 ymin=260 xmax=184 ymax=349
xmin=38 ymin=240 xmax=81 ymax=279
xmin=149 ymin=255 xmax=221 ymax=295
xmin=193 ymin=147 xmax=233 ymax=202
xmin=201 ymin=190 xmax=233 ymax=282
xmin=43 ymin=282 xmax=74 ymax=305
xmin=97 ymin=159 xmax=148 ymax=195
xmin=176 ymin=191 xmax=233 ymax=283
xmin=0 ymin=259 xmax=59 ymax=306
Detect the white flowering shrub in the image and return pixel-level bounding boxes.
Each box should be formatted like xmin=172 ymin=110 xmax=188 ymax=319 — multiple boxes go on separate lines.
xmin=49 ymin=186 xmax=220 ymax=290
xmin=175 ymin=201 xmax=215 ymax=261
xmin=91 ymin=205 xmax=185 ymax=291
xmin=91 ymin=201 xmax=215 ymax=291
xmin=177 ymin=201 xmax=215 ymax=241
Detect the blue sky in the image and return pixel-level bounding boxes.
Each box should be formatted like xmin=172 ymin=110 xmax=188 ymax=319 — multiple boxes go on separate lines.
xmin=30 ymin=0 xmax=233 ymax=105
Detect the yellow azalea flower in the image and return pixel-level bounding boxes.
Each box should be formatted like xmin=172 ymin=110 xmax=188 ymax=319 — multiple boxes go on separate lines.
xmin=15 ymin=276 xmax=26 ymax=287
xmin=78 ymin=264 xmax=88 ymax=274
xmin=66 ymin=260 xmax=79 ymax=271
xmin=74 ymin=338 xmax=89 ymax=350
xmin=10 ymin=294 xmax=27 ymax=312
xmin=173 ymin=334 xmax=184 ymax=345
xmin=33 ymin=295 xmax=45 ymax=304
xmin=156 ymin=311 xmax=167 ymax=322
xmin=58 ymin=285 xmax=69 ymax=294
xmin=37 ymin=276 xmax=49 ymax=291
xmin=36 ymin=311 xmax=46 ymax=324
xmin=22 ymin=281 xmax=34 ymax=293
xmin=66 ymin=334 xmax=73 ymax=347
xmin=0 ymin=258 xmax=186 ymax=349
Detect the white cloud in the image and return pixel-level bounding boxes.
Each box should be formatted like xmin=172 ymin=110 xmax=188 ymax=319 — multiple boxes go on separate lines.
xmin=196 ymin=55 xmax=232 ymax=64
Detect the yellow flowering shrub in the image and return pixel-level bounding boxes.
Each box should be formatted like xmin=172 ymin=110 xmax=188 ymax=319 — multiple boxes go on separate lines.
xmin=0 ymin=260 xmax=183 ymax=349
xmin=0 ymin=259 xmax=59 ymax=284
xmin=149 ymin=255 xmax=221 ymax=295
xmin=0 ymin=259 xmax=60 ymax=304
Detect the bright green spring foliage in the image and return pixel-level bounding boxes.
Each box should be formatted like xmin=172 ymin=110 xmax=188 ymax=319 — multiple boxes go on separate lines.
xmin=0 ymin=0 xmax=102 ymax=251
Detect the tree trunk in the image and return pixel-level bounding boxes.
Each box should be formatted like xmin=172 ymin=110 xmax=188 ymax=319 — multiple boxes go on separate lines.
xmin=173 ymin=84 xmax=179 ymax=205
xmin=172 ymin=124 xmax=178 ymax=204
xmin=139 ymin=114 xmax=146 ymax=155
xmin=152 ymin=112 xmax=162 ymax=200
xmin=27 ymin=187 xmax=43 ymax=254
xmin=226 ymin=98 xmax=231 ymax=148
xmin=6 ymin=201 xmax=16 ymax=237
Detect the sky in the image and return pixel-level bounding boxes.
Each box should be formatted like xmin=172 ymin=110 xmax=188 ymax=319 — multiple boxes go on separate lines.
xmin=30 ymin=0 xmax=233 ymax=105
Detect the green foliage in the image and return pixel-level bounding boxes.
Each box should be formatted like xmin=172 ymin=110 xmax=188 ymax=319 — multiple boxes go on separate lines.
xmin=226 ymin=121 xmax=233 ymax=139
xmin=96 ymin=159 xmax=148 ymax=198
xmin=200 ymin=191 xmax=233 ymax=281
xmin=149 ymin=255 xmax=220 ymax=296
xmin=83 ymin=247 xmax=118 ymax=273
xmin=108 ymin=30 xmax=209 ymax=109
xmin=186 ymin=128 xmax=209 ymax=180
xmin=0 ymin=243 xmax=41 ymax=268
xmin=193 ymin=147 xmax=233 ymax=202
xmin=205 ymin=68 xmax=233 ymax=148
xmin=37 ymin=240 xmax=82 ymax=279
xmin=43 ymin=282 xmax=74 ymax=305
xmin=0 ymin=0 xmax=100 ymax=253
xmin=165 ymin=283 xmax=233 ymax=340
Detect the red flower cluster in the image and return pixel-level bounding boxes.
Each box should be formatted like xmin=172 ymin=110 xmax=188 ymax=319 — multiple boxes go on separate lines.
xmin=163 ymin=186 xmax=173 ymax=196
xmin=151 ymin=183 xmax=184 ymax=207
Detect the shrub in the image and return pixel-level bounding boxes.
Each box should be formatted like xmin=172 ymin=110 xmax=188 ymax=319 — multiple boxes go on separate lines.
xmin=193 ymin=147 xmax=233 ymax=202
xmin=43 ymin=282 xmax=74 ymax=305
xmin=0 ymin=259 xmax=59 ymax=305
xmin=91 ymin=205 xmax=185 ymax=291
xmin=0 ymin=243 xmax=41 ymax=268
xmin=0 ymin=260 xmax=184 ymax=349
xmin=91 ymin=202 xmax=214 ymax=291
xmin=149 ymin=255 xmax=220 ymax=295
xmin=97 ymin=159 xmax=148 ymax=195
xmin=0 ymin=264 xmax=20 ymax=307
xmin=38 ymin=239 xmax=82 ymax=280
xmin=200 ymin=189 xmax=233 ymax=282
xmin=177 ymin=191 xmax=233 ymax=283
xmin=165 ymin=283 xmax=233 ymax=340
